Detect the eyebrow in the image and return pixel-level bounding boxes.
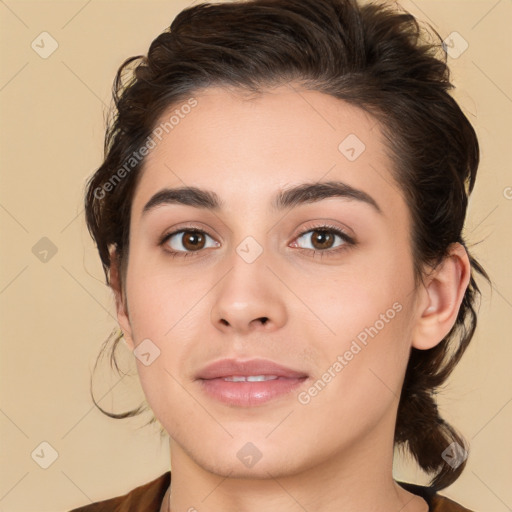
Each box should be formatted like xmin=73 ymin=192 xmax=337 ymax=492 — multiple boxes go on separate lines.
xmin=141 ymin=180 xmax=382 ymax=216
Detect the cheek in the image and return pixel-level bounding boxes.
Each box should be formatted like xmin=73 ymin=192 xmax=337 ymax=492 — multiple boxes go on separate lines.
xmin=122 ymin=257 xmax=212 ymax=402
xmin=296 ymin=254 xmax=415 ymax=404
xmin=298 ymin=304 xmax=414 ymax=442
xmin=124 ymin=254 xmax=207 ymax=341
xmin=295 ymin=252 xmax=413 ymax=343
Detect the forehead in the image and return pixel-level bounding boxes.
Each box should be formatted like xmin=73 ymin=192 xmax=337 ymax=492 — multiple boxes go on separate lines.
xmin=132 ymin=84 xmax=405 ymax=220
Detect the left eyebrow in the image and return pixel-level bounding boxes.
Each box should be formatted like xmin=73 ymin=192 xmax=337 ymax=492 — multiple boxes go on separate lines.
xmin=141 ymin=180 xmax=382 ymax=216
xmin=272 ymin=180 xmax=382 ymax=214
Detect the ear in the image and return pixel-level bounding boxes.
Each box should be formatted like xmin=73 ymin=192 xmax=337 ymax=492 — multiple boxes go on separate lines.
xmin=109 ymin=248 xmax=135 ymax=352
xmin=412 ymin=242 xmax=471 ymax=350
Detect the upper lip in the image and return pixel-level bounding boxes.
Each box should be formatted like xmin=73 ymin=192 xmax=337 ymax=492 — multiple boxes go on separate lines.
xmin=196 ymin=358 xmax=308 ymax=380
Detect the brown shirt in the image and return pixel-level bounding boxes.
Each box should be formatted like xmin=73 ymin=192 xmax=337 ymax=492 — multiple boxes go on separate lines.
xmin=68 ymin=471 xmax=475 ymax=511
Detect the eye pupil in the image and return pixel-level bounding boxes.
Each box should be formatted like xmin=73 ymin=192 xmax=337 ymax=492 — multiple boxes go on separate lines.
xmin=312 ymin=230 xmax=334 ymax=249
xmin=183 ymin=231 xmax=205 ymax=250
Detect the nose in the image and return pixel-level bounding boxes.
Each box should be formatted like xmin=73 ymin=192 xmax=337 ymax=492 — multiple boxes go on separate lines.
xmin=210 ymin=250 xmax=288 ymax=335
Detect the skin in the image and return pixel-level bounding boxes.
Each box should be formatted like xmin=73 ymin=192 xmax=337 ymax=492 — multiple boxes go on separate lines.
xmin=109 ymin=84 xmax=470 ymax=512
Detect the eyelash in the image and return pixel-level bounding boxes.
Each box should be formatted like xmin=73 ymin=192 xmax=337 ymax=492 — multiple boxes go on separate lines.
xmin=159 ymin=223 xmax=355 ymax=259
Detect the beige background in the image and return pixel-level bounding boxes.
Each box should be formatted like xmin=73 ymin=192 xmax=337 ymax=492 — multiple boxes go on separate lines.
xmin=1 ymin=1 xmax=511 ymax=510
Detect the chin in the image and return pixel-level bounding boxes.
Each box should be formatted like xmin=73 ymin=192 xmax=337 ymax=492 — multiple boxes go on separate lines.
xmin=190 ymin=440 xmax=308 ymax=480
xmin=203 ymin=457 xmax=303 ymax=480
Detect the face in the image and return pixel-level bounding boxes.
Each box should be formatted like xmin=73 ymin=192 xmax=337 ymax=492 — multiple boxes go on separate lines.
xmin=117 ymin=84 xmax=423 ymax=478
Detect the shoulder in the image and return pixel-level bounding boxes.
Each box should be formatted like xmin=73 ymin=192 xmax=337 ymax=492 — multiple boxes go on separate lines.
xmin=430 ymin=494 xmax=475 ymax=512
xmin=67 ymin=471 xmax=170 ymax=512
xmin=397 ymin=481 xmax=476 ymax=512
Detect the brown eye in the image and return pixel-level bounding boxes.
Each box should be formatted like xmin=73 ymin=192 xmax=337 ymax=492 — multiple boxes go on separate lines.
xmin=164 ymin=229 xmax=219 ymax=253
xmin=295 ymin=228 xmax=347 ymax=252
xmin=181 ymin=231 xmax=206 ymax=251
xmin=310 ymin=230 xmax=335 ymax=250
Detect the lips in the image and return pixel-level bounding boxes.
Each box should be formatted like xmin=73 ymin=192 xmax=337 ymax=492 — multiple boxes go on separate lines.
xmin=196 ymin=358 xmax=309 ymax=407
xmin=196 ymin=358 xmax=308 ymax=381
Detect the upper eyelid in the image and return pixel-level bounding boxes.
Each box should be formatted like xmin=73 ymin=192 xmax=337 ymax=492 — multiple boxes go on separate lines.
xmin=297 ymin=225 xmax=351 ymax=237
xmin=162 ymin=224 xmax=349 ymax=238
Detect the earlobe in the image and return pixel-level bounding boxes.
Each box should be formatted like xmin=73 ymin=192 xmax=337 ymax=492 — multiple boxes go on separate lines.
xmin=412 ymin=243 xmax=471 ymax=350
xmin=109 ymin=248 xmax=135 ymax=352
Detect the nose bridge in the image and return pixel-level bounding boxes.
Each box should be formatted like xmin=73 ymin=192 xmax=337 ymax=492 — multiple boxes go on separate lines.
xmin=221 ymin=233 xmax=271 ymax=305
xmin=210 ymin=230 xmax=287 ymax=332
xmin=221 ymin=205 xmax=274 ymax=283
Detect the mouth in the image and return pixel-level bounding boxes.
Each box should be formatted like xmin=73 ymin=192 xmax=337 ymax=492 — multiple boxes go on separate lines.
xmin=222 ymin=375 xmax=280 ymax=382
xmin=196 ymin=358 xmax=309 ymax=407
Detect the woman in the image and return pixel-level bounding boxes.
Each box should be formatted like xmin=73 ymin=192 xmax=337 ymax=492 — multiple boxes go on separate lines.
xmin=71 ymin=0 xmax=489 ymax=510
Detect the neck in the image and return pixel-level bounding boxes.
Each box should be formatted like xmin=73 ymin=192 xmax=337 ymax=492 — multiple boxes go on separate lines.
xmin=164 ymin=415 xmax=428 ymax=512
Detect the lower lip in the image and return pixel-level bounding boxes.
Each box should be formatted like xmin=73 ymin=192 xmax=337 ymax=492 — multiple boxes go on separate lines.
xmin=198 ymin=377 xmax=308 ymax=406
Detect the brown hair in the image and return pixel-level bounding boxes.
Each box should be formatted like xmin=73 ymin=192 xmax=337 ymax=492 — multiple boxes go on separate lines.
xmin=85 ymin=0 xmax=490 ymax=491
